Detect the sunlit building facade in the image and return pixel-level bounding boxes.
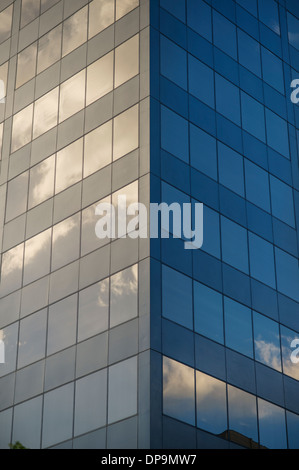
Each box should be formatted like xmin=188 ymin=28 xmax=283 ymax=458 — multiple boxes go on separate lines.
xmin=0 ymin=0 xmax=299 ymax=450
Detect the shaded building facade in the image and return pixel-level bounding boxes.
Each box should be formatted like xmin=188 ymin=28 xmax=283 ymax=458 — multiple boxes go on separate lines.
xmin=0 ymin=0 xmax=299 ymax=450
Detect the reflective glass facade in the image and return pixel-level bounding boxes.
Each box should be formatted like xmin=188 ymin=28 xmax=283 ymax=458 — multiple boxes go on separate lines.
xmin=0 ymin=0 xmax=298 ymax=450
xmin=151 ymin=0 xmax=299 ymax=450
xmin=0 ymin=0 xmax=150 ymax=449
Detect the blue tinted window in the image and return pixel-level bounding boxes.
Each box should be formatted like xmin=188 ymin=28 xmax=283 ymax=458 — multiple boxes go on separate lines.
xmin=213 ymin=11 xmax=237 ymax=60
xmin=236 ymin=0 xmax=257 ymax=17
xmin=162 ymin=265 xmax=193 ymax=330
xmin=218 ymin=142 xmax=244 ymax=196
xmin=190 ymin=124 xmax=217 ymax=180
xmin=228 ymin=386 xmax=258 ymax=442
xmin=221 ymin=217 xmax=249 ymax=274
xmin=187 ymin=0 xmax=212 ymax=42
xmin=216 ymin=74 xmax=241 ymax=125
xmin=270 ymin=176 xmax=295 ymax=227
xmin=258 ymin=399 xmax=287 ymax=449
xmin=245 ymin=160 xmax=270 ymax=212
xmin=224 ymin=297 xmax=253 ymax=358
xmin=288 ymin=13 xmax=299 ymax=50
xmin=281 ymin=325 xmax=299 ymax=381
xmin=258 ymin=0 xmax=280 ymax=35
xmin=202 ymin=206 xmax=221 ymax=259
xmin=238 ymin=30 xmax=261 ymax=77
xmin=262 ymin=47 xmax=284 ymax=94
xmin=265 ymin=109 xmax=289 ymax=159
xmin=163 ymin=357 xmax=195 ymax=426
xmin=253 ymin=311 xmax=281 ymax=371
xmin=275 ymin=248 xmax=299 ymax=303
xmin=287 ymin=411 xmax=299 ymax=449
xmin=194 ymin=282 xmax=223 ymax=344
xmin=160 ymin=36 xmax=187 ymax=90
xmin=160 ymin=0 xmax=186 ymax=22
xmin=188 ymin=55 xmax=214 ymax=108
xmin=249 ymin=233 xmax=276 ymax=288
xmin=161 ymin=106 xmax=189 ymax=163
xmin=196 ymin=371 xmax=227 ymax=435
xmin=241 ymin=92 xmax=266 ymax=142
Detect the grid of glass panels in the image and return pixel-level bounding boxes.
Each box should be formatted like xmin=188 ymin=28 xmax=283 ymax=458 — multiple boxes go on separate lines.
xmin=0 ymin=0 xmax=149 ymax=449
xmin=155 ymin=0 xmax=299 ymax=449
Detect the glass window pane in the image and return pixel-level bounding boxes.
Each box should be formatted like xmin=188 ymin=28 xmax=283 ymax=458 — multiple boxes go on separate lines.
xmin=221 ymin=216 xmax=249 ymax=274
xmin=188 ymin=55 xmax=214 ymax=107
xmin=224 ymin=297 xmax=253 ymax=358
xmin=0 ymin=409 xmax=12 ymax=450
xmin=162 ymin=265 xmax=193 ymax=330
xmin=29 ymin=155 xmax=55 ymax=209
xmin=241 ymin=92 xmax=266 ymax=143
xmin=74 ymin=369 xmax=107 ymax=436
xmin=78 ymin=279 xmax=109 ymax=342
xmin=11 ymin=104 xmax=33 ymax=153
xmin=163 ymin=357 xmax=195 ymax=426
xmin=286 ymin=411 xmax=299 ymax=449
xmin=213 ymin=11 xmax=237 ymax=60
xmin=161 ymin=106 xmax=189 ymax=163
xmin=196 ymin=371 xmax=227 ymax=435
xmin=253 ymin=311 xmax=281 ymax=372
xmin=88 ymin=0 xmax=114 ymax=39
xmin=42 ymin=383 xmax=74 ymax=448
xmin=218 ymin=142 xmax=244 ymax=197
xmin=262 ymin=47 xmax=284 ymax=94
xmin=108 ymin=356 xmax=138 ymax=424
xmin=21 ymin=0 xmax=40 ymax=28
xmin=84 ymin=121 xmax=112 ymax=177
xmin=13 ymin=396 xmax=42 ymax=449
xmin=0 ymin=323 xmax=18 ymax=377
xmin=82 ymin=196 xmax=111 ymax=256
xmin=0 ymin=62 xmax=8 ymax=103
xmin=190 ymin=124 xmax=217 ymax=180
xmin=55 ymin=138 xmax=83 ymax=193
xmin=160 ymin=36 xmax=187 ymax=90
xmin=237 ymin=29 xmax=261 ymax=77
xmin=116 ymin=0 xmax=139 ymax=20
xmin=62 ymin=7 xmax=87 ymax=57
xmin=258 ymin=399 xmax=287 ymax=449
xmin=249 ymin=233 xmax=276 ymax=289
xmin=270 ymin=176 xmax=295 ymax=228
xmin=86 ymin=52 xmax=113 ymax=106
xmin=23 ymin=229 xmax=52 ymax=285
xmin=265 ymin=109 xmax=289 ymax=159
xmin=0 ymin=244 xmax=24 ymax=296
xmin=281 ymin=325 xmax=299 ymax=381
xmin=187 ymin=0 xmax=212 ymax=42
xmin=6 ymin=171 xmax=29 ymax=222
xmin=228 ymin=385 xmax=258 ymax=443
xmin=18 ymin=309 xmax=47 ymax=368
xmin=59 ymin=70 xmax=86 ymax=122
xmin=37 ymin=24 xmax=62 ymax=74
xmin=258 ymin=0 xmax=280 ymax=35
xmin=52 ymin=213 xmax=80 ymax=271
xmin=113 ymin=105 xmax=139 ymax=160
xmin=245 ymin=160 xmax=270 ymax=213
xmin=47 ymin=294 xmax=77 ymax=356
xmin=115 ymin=34 xmax=139 ymax=88
xmin=288 ymin=13 xmax=299 ymax=50
xmin=33 ymin=87 xmax=59 ymax=139
xmin=0 ymin=5 xmax=13 ymax=44
xmin=16 ymin=43 xmax=37 ymax=88
xmin=110 ymin=264 xmax=138 ymax=328
xmin=275 ymin=248 xmax=299 ymax=303
xmin=194 ymin=282 xmax=223 ymax=344
xmin=216 ymin=74 xmax=240 ymax=126
xmin=41 ymin=0 xmax=59 ymax=13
